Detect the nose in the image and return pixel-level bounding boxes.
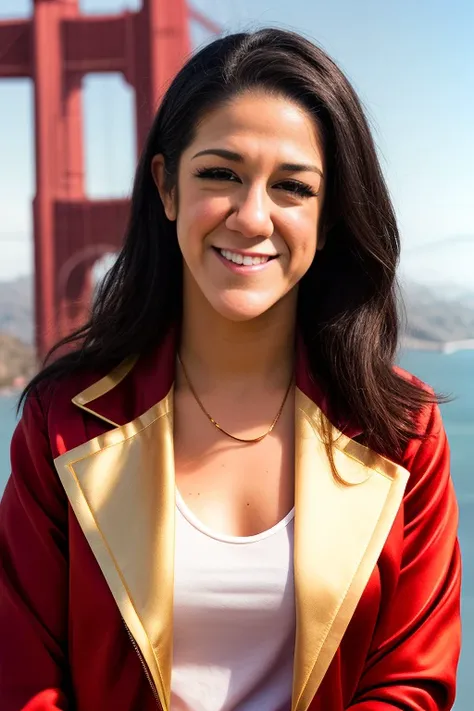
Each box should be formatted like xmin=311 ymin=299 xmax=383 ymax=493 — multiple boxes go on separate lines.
xmin=225 ymin=183 xmax=274 ymax=240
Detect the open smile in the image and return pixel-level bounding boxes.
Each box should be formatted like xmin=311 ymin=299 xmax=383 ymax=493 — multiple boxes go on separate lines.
xmin=212 ymin=247 xmax=278 ymax=273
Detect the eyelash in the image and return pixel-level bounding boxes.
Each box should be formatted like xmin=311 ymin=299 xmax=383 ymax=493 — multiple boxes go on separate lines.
xmin=193 ymin=167 xmax=318 ymax=198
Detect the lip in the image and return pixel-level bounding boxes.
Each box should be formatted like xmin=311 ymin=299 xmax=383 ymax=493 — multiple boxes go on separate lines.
xmin=214 ymin=247 xmax=278 ymax=259
xmin=212 ymin=247 xmax=277 ymax=273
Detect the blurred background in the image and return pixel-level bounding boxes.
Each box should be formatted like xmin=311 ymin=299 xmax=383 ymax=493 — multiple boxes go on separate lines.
xmin=0 ymin=0 xmax=472 ymax=707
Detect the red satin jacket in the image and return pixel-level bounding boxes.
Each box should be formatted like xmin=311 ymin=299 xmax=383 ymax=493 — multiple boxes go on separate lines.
xmin=0 ymin=333 xmax=462 ymax=711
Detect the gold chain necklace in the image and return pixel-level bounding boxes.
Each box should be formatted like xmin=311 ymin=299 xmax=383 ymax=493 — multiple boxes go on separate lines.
xmin=177 ymin=354 xmax=293 ymax=444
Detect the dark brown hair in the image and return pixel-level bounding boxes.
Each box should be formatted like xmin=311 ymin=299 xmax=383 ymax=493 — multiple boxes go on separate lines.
xmin=21 ymin=28 xmax=436 ymax=460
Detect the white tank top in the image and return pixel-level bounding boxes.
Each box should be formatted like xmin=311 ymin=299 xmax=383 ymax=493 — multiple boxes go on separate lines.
xmin=171 ymin=488 xmax=296 ymax=711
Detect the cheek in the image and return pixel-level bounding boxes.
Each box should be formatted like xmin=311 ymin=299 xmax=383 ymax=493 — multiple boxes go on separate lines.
xmin=282 ymin=208 xmax=321 ymax=264
xmin=178 ymin=185 xmax=229 ymax=237
xmin=190 ymin=198 xmax=218 ymax=224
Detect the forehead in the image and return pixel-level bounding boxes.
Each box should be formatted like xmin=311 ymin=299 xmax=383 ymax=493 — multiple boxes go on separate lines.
xmin=187 ymin=91 xmax=324 ymax=165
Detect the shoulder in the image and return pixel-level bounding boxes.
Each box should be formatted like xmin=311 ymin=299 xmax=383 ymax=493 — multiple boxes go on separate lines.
xmin=393 ymin=362 xmax=433 ymax=395
xmin=393 ymin=363 xmax=439 ymax=438
xmin=24 ymin=364 xmax=109 ymax=418
xmin=20 ymin=346 xmax=169 ymax=457
xmin=392 ymin=367 xmax=451 ymax=502
xmin=20 ymin=363 xmax=117 ymax=457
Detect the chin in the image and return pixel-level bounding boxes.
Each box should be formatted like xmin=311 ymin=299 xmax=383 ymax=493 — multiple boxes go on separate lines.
xmin=207 ymin=292 xmax=278 ymax=323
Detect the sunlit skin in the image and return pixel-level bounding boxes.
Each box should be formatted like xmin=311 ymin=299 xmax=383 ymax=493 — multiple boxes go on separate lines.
xmin=154 ymin=90 xmax=326 ymax=324
xmin=152 ymin=92 xmax=327 ymax=536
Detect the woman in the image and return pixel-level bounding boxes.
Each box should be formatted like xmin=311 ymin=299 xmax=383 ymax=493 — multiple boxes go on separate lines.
xmin=0 ymin=29 xmax=461 ymax=711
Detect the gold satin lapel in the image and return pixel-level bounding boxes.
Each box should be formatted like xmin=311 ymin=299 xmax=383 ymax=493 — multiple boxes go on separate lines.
xmin=292 ymin=389 xmax=409 ymax=711
xmin=71 ymin=355 xmax=139 ymax=427
xmin=54 ymin=387 xmax=175 ymax=711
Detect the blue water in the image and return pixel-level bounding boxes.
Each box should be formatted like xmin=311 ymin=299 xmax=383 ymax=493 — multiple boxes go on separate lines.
xmin=0 ymin=350 xmax=472 ymax=709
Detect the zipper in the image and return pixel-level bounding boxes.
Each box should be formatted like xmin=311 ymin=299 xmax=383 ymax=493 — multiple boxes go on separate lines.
xmin=124 ymin=622 xmax=162 ymax=709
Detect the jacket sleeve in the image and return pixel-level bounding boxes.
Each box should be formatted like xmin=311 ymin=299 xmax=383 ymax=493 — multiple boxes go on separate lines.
xmin=348 ymin=401 xmax=462 ymax=711
xmin=0 ymin=391 xmax=70 ymax=710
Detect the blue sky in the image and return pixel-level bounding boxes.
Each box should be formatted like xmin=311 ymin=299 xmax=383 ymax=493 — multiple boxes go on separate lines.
xmin=0 ymin=0 xmax=473 ymax=288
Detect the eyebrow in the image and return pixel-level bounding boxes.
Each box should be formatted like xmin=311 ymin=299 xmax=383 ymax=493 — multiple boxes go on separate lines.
xmin=192 ymin=148 xmax=324 ymax=178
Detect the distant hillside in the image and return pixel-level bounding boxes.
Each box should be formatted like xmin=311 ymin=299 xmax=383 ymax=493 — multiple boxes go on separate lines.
xmin=0 ymin=333 xmax=36 ymax=389
xmin=0 ymin=276 xmax=33 ymax=344
xmin=401 ymin=283 xmax=474 ymax=343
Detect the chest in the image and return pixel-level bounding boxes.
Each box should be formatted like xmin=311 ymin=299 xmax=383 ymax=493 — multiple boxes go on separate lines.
xmin=173 ymin=391 xmax=295 ymax=537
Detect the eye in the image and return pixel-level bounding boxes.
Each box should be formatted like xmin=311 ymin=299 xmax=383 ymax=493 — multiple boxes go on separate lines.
xmin=194 ymin=167 xmax=240 ymax=182
xmin=194 ymin=168 xmax=318 ymax=198
xmin=276 ymin=180 xmax=318 ymax=198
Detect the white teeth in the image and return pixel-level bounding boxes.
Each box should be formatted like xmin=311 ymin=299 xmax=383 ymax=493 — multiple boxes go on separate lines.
xmin=219 ymin=249 xmax=270 ymax=266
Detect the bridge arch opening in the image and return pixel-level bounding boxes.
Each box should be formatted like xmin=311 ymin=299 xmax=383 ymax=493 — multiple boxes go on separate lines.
xmin=57 ymin=244 xmax=118 ymax=338
xmin=83 ymin=72 xmax=136 ymax=199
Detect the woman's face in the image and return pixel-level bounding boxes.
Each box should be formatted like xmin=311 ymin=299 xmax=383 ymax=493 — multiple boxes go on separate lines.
xmin=153 ymin=90 xmax=326 ymax=322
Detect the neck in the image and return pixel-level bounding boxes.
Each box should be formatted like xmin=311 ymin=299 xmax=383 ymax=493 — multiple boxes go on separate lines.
xmin=179 ymin=275 xmax=297 ymax=390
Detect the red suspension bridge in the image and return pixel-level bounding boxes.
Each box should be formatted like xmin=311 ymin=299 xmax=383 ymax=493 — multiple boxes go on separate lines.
xmin=0 ymin=0 xmax=220 ymax=359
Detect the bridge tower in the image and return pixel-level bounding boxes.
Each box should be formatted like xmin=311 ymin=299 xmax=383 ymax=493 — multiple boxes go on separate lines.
xmin=0 ymin=0 xmax=218 ymax=358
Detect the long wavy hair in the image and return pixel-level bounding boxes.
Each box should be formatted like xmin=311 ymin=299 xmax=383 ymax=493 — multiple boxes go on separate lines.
xmin=21 ymin=28 xmax=435 ymax=459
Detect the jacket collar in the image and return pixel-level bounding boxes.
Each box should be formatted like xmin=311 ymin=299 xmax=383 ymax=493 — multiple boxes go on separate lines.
xmin=55 ymin=328 xmax=408 ymax=711
xmin=71 ymin=327 xmax=177 ymax=429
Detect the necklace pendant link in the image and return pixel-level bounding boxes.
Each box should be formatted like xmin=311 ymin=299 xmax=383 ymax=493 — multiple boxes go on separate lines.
xmin=177 ymin=353 xmax=293 ymax=444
